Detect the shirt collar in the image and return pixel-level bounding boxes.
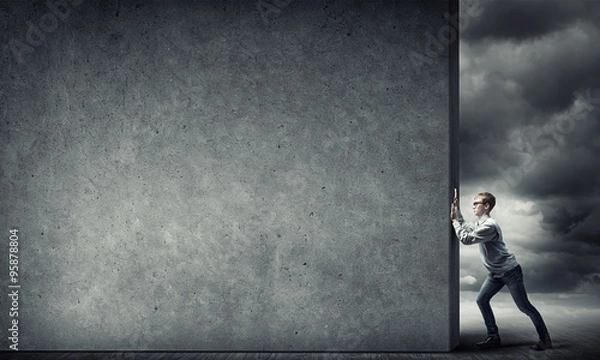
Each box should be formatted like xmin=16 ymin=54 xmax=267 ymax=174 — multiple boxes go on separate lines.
xmin=477 ymin=214 xmax=491 ymax=225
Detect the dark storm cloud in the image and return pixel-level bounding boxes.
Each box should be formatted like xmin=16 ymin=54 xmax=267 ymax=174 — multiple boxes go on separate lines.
xmin=526 ymin=267 xmax=591 ymax=293
xmin=461 ymin=0 xmax=599 ymax=43
xmin=520 ymin=230 xmax=600 ymax=258
xmin=516 ymin=40 xmax=600 ymax=113
xmin=460 ymin=71 xmax=534 ymax=134
xmin=460 ymin=1 xmax=600 ymax=193
xmin=522 ymin=248 xmax=600 ymax=293
xmin=541 ymin=206 xmax=593 ymax=234
xmin=515 ymin=148 xmax=599 ymax=199
xmin=511 ymin=107 xmax=600 ymax=234
xmin=459 ymin=70 xmax=539 ymax=184
xmin=568 ymin=208 xmax=600 ymax=248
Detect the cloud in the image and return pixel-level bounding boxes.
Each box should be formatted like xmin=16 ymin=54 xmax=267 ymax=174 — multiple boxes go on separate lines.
xmin=568 ymin=207 xmax=600 ymax=247
xmin=462 ymin=0 xmax=600 ymax=43
xmin=574 ymin=273 xmax=600 ymax=296
xmin=512 ymin=200 xmax=538 ymax=216
xmin=539 ymin=205 xmax=592 ymax=234
xmin=513 ymin=112 xmax=600 ymax=198
xmin=460 ymin=275 xmax=477 ymax=286
xmin=513 ymin=246 xmax=600 ymax=294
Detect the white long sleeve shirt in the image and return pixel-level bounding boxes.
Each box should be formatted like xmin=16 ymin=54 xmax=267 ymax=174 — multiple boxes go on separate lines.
xmin=453 ymin=212 xmax=518 ymax=277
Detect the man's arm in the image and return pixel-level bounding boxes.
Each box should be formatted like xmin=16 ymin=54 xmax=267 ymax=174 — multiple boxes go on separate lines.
xmin=453 ymin=221 xmax=497 ymax=245
xmin=450 ymin=188 xmax=483 ymax=240
xmin=451 ymin=188 xmax=475 ymax=231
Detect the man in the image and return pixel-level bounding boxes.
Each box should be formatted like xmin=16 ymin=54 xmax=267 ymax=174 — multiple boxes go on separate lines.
xmin=451 ymin=189 xmax=552 ymax=351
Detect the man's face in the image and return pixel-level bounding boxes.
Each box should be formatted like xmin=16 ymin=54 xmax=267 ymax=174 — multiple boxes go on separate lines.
xmin=472 ymin=197 xmax=489 ymax=217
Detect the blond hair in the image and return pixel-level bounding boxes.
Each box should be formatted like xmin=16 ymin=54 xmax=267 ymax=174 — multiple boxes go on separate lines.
xmin=477 ymin=192 xmax=496 ymax=213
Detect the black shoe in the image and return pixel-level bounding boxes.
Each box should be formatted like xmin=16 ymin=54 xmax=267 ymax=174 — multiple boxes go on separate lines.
xmin=530 ymin=336 xmax=552 ymax=351
xmin=475 ymin=336 xmax=501 ymax=349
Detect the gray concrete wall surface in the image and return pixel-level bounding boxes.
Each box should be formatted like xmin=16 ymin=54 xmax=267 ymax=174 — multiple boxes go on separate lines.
xmin=0 ymin=0 xmax=458 ymax=352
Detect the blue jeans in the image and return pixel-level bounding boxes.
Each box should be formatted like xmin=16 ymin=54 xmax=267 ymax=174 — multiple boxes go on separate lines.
xmin=476 ymin=265 xmax=549 ymax=338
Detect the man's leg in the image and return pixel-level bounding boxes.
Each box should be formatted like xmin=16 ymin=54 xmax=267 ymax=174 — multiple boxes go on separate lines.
xmin=503 ymin=265 xmax=552 ymax=350
xmin=475 ymin=273 xmax=504 ymax=347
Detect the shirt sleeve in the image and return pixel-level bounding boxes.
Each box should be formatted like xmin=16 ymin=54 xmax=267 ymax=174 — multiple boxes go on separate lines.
xmin=452 ymin=219 xmax=498 ymax=245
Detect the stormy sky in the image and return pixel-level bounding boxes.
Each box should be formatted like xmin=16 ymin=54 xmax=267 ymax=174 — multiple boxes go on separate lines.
xmin=458 ymin=0 xmax=600 ymax=305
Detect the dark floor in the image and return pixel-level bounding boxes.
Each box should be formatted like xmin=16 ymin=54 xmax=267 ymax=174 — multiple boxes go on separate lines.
xmin=3 ymin=310 xmax=599 ymax=360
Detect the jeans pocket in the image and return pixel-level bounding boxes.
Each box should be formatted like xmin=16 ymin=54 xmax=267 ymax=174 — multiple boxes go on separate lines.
xmin=503 ymin=265 xmax=522 ymax=283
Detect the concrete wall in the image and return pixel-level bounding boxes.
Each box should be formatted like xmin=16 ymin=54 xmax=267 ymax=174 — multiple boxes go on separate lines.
xmin=0 ymin=0 xmax=458 ymax=352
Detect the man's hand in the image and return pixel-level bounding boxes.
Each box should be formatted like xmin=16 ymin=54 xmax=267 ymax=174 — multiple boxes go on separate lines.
xmin=453 ymin=188 xmax=459 ymax=208
xmin=451 ymin=188 xmax=459 ymax=222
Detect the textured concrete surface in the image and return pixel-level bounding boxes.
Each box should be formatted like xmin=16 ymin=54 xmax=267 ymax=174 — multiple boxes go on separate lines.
xmin=5 ymin=307 xmax=600 ymax=359
xmin=0 ymin=0 xmax=457 ymax=352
